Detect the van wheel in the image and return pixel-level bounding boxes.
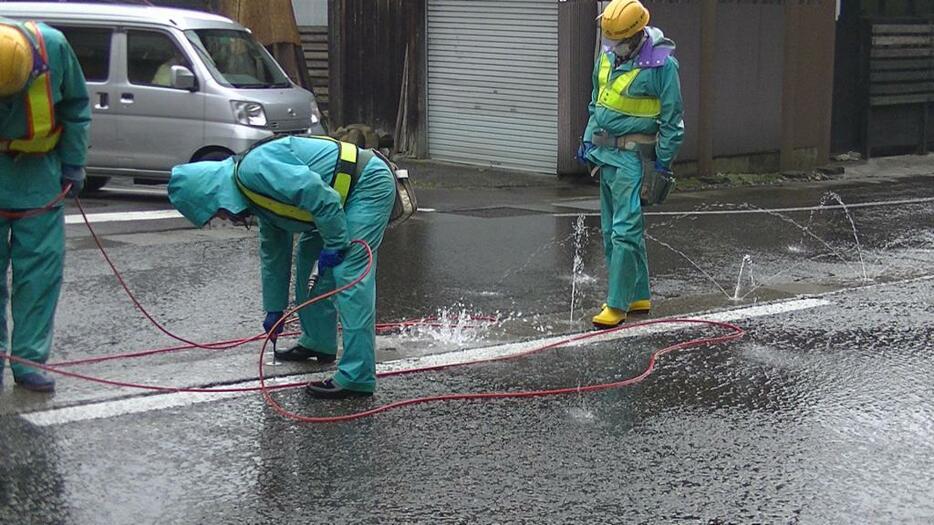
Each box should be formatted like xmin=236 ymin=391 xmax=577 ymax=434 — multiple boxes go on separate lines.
xmin=84 ymin=176 xmax=110 ymax=192
xmin=193 ymin=149 xmax=234 ymax=162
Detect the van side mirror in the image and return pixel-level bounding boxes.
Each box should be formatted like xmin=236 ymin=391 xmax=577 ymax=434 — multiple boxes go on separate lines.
xmin=170 ymin=65 xmax=196 ymax=91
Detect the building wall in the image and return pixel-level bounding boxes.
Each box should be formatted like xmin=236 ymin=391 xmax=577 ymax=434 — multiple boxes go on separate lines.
xmin=710 ymin=4 xmax=784 ymax=157
xmin=831 ymin=0 xmax=934 ymax=155
xmin=328 ymin=0 xmax=425 ymax=143
xmin=647 ymin=2 xmax=704 ymax=162
xmin=329 ymin=0 xmax=835 ymax=174
xmin=292 ymin=0 xmax=328 ymax=26
xmin=561 ymin=0 xmax=835 ymax=175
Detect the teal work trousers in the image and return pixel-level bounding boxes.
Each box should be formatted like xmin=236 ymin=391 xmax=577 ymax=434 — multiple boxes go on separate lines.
xmin=292 ymin=167 xmax=395 ymax=393
xmin=0 ymin=207 xmax=65 ymax=378
xmin=598 ymin=152 xmax=650 ymax=310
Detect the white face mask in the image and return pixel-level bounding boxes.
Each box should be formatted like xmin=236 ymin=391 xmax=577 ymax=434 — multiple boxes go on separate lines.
xmin=601 ymin=31 xmax=645 ymax=59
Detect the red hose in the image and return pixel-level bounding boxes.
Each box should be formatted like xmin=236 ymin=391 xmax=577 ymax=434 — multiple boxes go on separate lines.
xmin=258 ymin=317 xmax=745 ymax=423
xmin=0 ymin=198 xmax=746 ymax=424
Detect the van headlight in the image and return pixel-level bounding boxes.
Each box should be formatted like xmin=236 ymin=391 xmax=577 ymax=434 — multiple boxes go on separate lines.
xmin=232 ymin=101 xmax=267 ymax=127
xmin=310 ymin=99 xmax=321 ymax=125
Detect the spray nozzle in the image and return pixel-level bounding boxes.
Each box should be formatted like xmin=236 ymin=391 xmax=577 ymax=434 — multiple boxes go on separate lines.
xmin=307 ymin=260 xmax=320 ymax=295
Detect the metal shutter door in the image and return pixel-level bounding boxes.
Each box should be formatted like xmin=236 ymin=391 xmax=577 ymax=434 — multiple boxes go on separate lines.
xmin=427 ymin=0 xmax=558 ymax=173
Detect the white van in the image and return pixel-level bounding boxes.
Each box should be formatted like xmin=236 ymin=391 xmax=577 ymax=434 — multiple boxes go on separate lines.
xmin=0 ymin=2 xmax=326 ymax=190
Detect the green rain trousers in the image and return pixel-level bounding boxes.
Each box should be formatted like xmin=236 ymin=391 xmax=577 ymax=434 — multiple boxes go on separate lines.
xmin=0 ymin=208 xmax=65 ymax=377
xmin=598 ymin=157 xmax=650 ymax=309
xmin=260 ymin=158 xmax=395 ymax=393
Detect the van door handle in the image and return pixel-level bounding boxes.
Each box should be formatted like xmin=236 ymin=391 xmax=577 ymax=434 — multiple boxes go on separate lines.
xmin=120 ymin=93 xmax=135 ymax=104
xmin=95 ymin=92 xmax=109 ymax=110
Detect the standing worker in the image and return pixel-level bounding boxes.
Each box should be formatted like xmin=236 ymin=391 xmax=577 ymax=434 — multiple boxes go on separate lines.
xmin=168 ymin=135 xmax=397 ymax=399
xmin=0 ymin=18 xmax=90 ymax=392
xmin=578 ymin=0 xmax=684 ymax=329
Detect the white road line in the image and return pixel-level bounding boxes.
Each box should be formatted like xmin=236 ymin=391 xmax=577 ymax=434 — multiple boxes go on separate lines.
xmin=100 ymin=187 xmax=168 ymax=197
xmin=19 ymin=297 xmax=830 ymax=427
xmin=19 ymin=375 xmax=314 ymax=427
xmin=553 ymin=196 xmax=934 ymax=217
xmin=378 ymin=298 xmax=830 ymax=373
xmin=65 ymin=207 xmax=439 ymax=225
xmin=64 ymin=209 xmax=184 ymax=225
xmin=61 ymin=196 xmax=934 ymax=225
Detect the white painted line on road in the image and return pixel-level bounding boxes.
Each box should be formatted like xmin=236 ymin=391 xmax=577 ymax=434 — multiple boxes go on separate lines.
xmin=19 ymin=297 xmax=830 ymax=427
xmin=65 ymin=206 xmax=439 ymax=226
xmin=19 ymin=375 xmax=318 ymax=428
xmin=553 ymin=196 xmax=934 ymax=217
xmin=100 ymin=187 xmax=168 ymax=197
xmin=65 ymin=209 xmax=184 ymax=225
xmin=378 ymin=298 xmax=831 ymax=373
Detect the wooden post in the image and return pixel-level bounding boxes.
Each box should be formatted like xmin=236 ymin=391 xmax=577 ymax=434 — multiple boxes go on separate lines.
xmin=698 ymin=0 xmax=716 ymax=177
xmin=327 ymin=0 xmax=343 ymax=129
xmin=817 ymin=0 xmax=836 ymax=165
xmin=781 ymin=1 xmax=799 ymax=171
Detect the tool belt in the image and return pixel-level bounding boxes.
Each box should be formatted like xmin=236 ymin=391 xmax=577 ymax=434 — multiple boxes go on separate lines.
xmin=591 ymin=129 xmax=657 ymax=151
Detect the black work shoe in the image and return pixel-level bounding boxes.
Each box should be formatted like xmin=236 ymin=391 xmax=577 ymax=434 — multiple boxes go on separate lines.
xmin=274 ymin=344 xmax=336 ymax=364
xmin=305 ymin=378 xmax=373 ymax=399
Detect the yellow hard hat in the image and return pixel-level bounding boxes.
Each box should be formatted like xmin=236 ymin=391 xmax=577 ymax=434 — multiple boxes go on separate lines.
xmin=0 ymin=24 xmax=34 ymax=97
xmin=599 ymin=0 xmax=650 ymax=41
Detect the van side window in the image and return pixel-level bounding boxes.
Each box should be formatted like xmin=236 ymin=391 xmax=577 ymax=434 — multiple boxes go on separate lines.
xmin=127 ymin=30 xmax=191 ymax=88
xmin=56 ymin=26 xmax=112 ymax=82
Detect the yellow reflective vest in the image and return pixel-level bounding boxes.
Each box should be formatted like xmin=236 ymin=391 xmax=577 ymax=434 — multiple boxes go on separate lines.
xmin=0 ymin=21 xmax=62 ymax=154
xmin=596 ymin=53 xmax=662 ymax=119
xmin=234 ymin=135 xmax=359 ymax=224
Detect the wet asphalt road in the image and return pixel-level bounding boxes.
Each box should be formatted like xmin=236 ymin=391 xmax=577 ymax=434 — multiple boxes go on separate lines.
xmin=1 ymin=160 xmax=934 ymax=523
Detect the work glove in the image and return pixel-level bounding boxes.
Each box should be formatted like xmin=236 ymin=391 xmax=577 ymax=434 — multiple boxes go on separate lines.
xmin=263 ymin=311 xmax=285 ymax=341
xmin=654 ymin=159 xmax=673 ymax=176
xmin=317 ymin=248 xmax=344 ymax=270
xmin=576 ymin=141 xmax=595 ymax=166
xmin=61 ymin=164 xmax=86 ymax=198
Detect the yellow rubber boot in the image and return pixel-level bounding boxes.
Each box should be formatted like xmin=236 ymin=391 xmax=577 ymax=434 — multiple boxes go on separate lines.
xmin=600 ymin=301 xmax=652 ymax=314
xmin=593 ymin=305 xmax=627 ymax=329
xmin=628 ymin=300 xmax=651 ymax=314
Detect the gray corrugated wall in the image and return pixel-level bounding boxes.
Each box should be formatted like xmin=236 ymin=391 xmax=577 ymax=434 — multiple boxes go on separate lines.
xmin=426 ymin=0 xmax=559 ymax=173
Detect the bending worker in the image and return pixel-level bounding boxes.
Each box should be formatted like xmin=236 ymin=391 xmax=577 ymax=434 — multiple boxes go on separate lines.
xmin=0 ymin=18 xmax=90 ymax=392
xmin=578 ymin=0 xmax=684 ymax=329
xmin=169 ymin=135 xmax=396 ymax=400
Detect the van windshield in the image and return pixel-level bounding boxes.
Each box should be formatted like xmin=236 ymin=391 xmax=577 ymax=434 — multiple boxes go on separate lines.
xmin=185 ymin=29 xmax=291 ymax=89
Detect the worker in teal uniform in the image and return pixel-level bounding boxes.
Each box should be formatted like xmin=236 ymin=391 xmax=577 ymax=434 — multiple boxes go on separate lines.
xmin=578 ymin=0 xmax=684 ymax=329
xmin=0 ymin=18 xmax=90 ymax=392
xmin=168 ymin=135 xmax=396 ymax=399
